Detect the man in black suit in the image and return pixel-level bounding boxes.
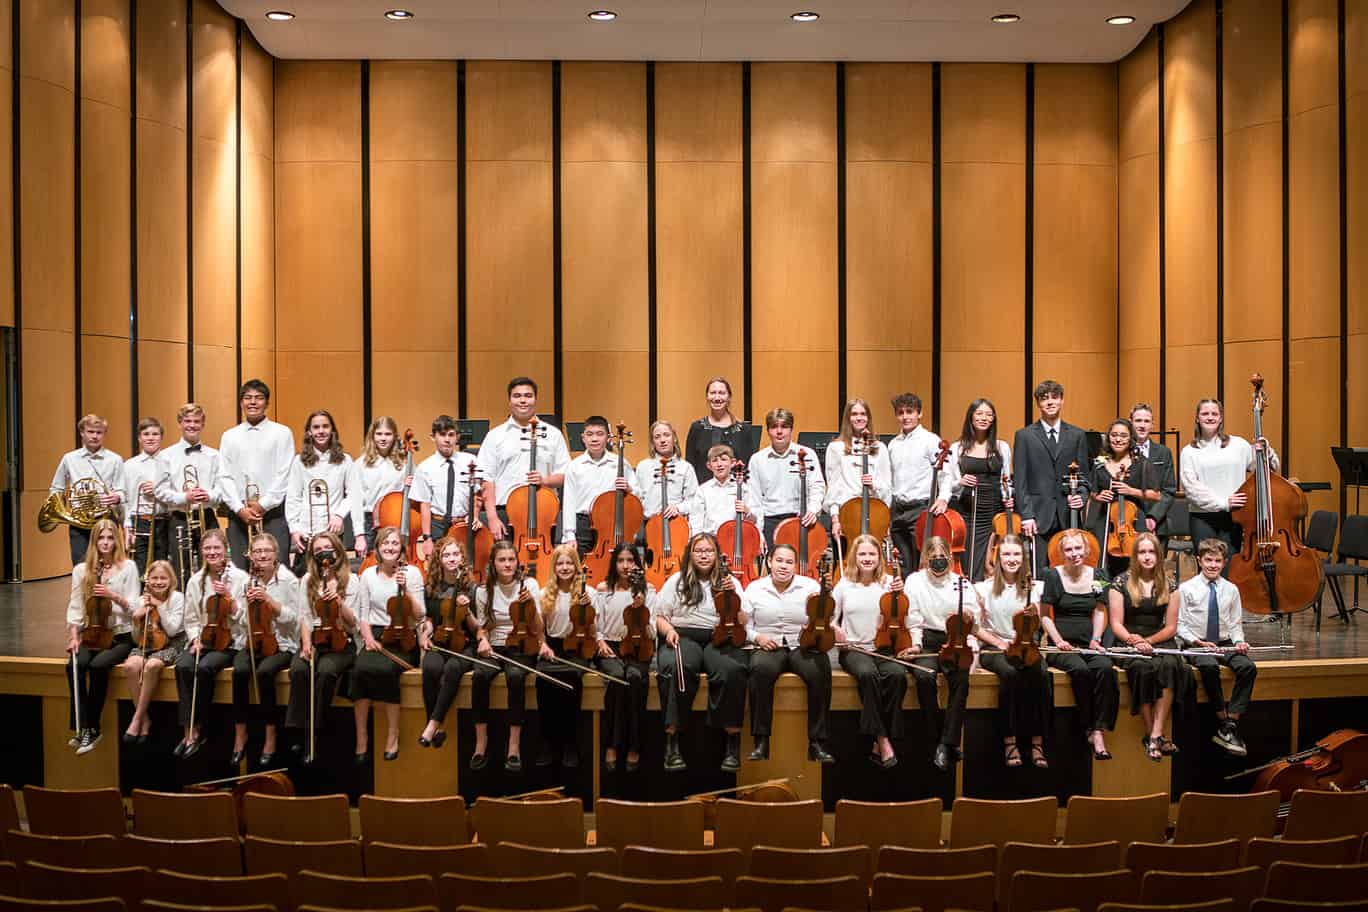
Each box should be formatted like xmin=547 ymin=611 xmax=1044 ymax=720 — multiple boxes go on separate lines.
xmin=1129 ymin=403 xmax=1177 ymax=543
xmin=1013 ymin=380 xmax=1091 ymax=548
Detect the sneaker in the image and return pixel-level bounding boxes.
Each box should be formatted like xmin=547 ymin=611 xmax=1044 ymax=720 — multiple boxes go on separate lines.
xmin=68 ymin=731 xmax=81 ymax=748
xmin=76 ymin=729 xmax=101 ymax=756
xmin=1212 ymin=721 xmax=1248 ymax=756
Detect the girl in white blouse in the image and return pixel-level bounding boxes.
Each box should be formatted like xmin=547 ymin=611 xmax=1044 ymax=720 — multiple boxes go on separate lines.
xmin=351 ymin=416 xmax=406 ymax=551
xmin=534 ymin=544 xmax=589 ymax=769
xmin=232 ymin=533 xmax=302 ymax=768
xmin=825 ymin=399 xmax=892 ymax=542
xmin=1179 ymin=397 xmax=1279 ymax=568
xmin=972 ymin=535 xmax=1050 ymax=769
xmin=65 ymin=518 xmax=140 ymax=755
xmin=351 ymin=526 xmax=423 ymax=764
xmin=175 ymin=528 xmax=249 ymax=759
xmin=286 ymin=531 xmax=360 ymax=759
xmin=832 ymin=534 xmax=906 ymax=769
xmin=286 ymin=409 xmax=364 ymax=566
xmin=637 ymin=420 xmax=698 ymax=520
xmin=471 ymin=539 xmax=544 ymax=773
xmin=122 ymin=560 xmax=183 ymax=746
xmin=594 ymin=542 xmax=657 ymax=772
xmin=906 ymin=535 xmax=978 ymax=772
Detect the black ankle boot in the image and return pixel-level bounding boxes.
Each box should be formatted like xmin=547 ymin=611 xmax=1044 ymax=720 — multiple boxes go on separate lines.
xmin=721 ymin=732 xmax=742 ymax=771
xmin=748 ymin=736 xmax=770 ymax=761
xmin=663 ymin=733 xmax=687 ymax=772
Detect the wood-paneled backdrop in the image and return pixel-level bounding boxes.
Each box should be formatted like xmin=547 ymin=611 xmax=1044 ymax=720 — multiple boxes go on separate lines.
xmin=2 ymin=0 xmax=1363 ymax=578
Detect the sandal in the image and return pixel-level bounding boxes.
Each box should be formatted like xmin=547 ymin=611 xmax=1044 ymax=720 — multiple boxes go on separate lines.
xmin=1143 ymin=736 xmax=1163 ymax=762
xmin=1004 ymin=741 xmax=1022 ymax=768
xmin=1159 ymin=737 xmax=1179 ymax=756
xmin=1031 ymin=744 xmax=1049 ymax=769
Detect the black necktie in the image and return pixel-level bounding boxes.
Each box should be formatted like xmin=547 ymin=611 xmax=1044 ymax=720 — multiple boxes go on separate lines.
xmin=444 ymin=459 xmax=455 ymax=519
xmin=186 ymin=444 xmax=202 ymax=453
xmin=1046 ymin=427 xmax=1058 ymax=455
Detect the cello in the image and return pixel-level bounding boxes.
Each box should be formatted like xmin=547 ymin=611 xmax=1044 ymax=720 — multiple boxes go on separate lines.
xmin=505 ymin=417 xmax=560 ymax=583
xmin=914 ymin=440 xmax=969 ymax=575
xmin=584 ymin=424 xmax=644 ymax=583
xmin=716 ymin=463 xmax=765 ymax=586
xmin=362 ymin=430 xmax=422 ymax=569
xmin=643 ymin=456 xmax=689 ymax=589
xmin=773 ymin=449 xmax=831 ymax=578
xmin=874 ymin=542 xmax=913 ymax=655
xmin=1229 ymin=373 xmax=1323 ymax=615
xmin=798 ymin=552 xmax=837 ymax=654
xmin=447 ymin=463 xmax=493 ymax=578
xmin=837 ymin=429 xmax=891 ymax=548
xmin=1046 ymin=461 xmax=1102 ymax=569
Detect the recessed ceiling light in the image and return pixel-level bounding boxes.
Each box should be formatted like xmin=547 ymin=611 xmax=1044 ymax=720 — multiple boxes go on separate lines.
xmin=790 ymin=11 xmax=820 ymax=22
xmin=991 ymin=13 xmax=1021 ymax=23
xmin=384 ymin=9 xmax=414 ymax=20
xmin=264 ymin=10 xmax=294 ymax=21
xmin=1106 ymin=15 xmax=1137 ymax=25
xmin=587 ymin=10 xmax=617 ymax=21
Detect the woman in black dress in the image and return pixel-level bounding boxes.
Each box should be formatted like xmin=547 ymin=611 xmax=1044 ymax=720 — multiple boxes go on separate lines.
xmin=1040 ymin=528 xmax=1118 ymax=760
xmin=1108 ymin=532 xmax=1187 ymax=762
xmin=945 ymin=398 xmax=1013 ymax=581
xmin=1086 ymin=419 xmax=1160 ymax=579
xmin=683 ymin=377 xmax=755 ymax=483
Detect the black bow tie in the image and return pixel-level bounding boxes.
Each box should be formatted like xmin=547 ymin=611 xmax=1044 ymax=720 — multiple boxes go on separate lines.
xmin=186 ymin=444 xmax=202 ymax=453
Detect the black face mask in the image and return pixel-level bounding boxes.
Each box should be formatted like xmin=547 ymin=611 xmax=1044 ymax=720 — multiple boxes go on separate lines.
xmin=316 ymin=550 xmax=337 ymax=567
xmin=928 ymin=557 xmax=950 ymax=574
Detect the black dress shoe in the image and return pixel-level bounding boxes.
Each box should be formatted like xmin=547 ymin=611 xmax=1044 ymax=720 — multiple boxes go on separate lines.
xmin=562 ymin=745 xmax=580 ymax=769
xmin=182 ymin=738 xmax=203 ymax=760
xmin=748 ymin=736 xmax=771 ymax=761
xmin=535 ymin=744 xmax=554 ymax=768
xmin=470 ymin=752 xmax=488 ymax=771
xmin=808 ymin=741 xmax=835 ymax=765
xmin=172 ymin=740 xmax=188 ymax=759
xmin=383 ymin=749 xmax=399 ymax=761
xmin=505 ymin=754 xmax=523 ymax=773
xmin=432 ymin=730 xmax=447 ymax=749
xmin=136 ymin=734 xmax=149 ymax=746
xmin=932 ymin=743 xmax=958 ymax=772
xmin=290 ymin=742 xmax=306 ymax=756
xmin=663 ymin=733 xmax=687 ymax=772
xmin=603 ymin=754 xmax=618 ymax=773
xmin=258 ymin=752 xmax=274 ymax=767
xmin=230 ymin=749 xmax=246 ymax=766
xmin=721 ymin=733 xmax=742 ymax=771
xmin=122 ymin=731 xmax=138 ymax=745
xmin=418 ymin=734 xmax=432 ymax=748
xmin=354 ymin=751 xmax=369 ymax=767
xmin=625 ymin=755 xmax=640 ymax=773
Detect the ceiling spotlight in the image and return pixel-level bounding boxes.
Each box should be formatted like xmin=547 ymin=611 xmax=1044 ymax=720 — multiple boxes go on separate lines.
xmin=264 ymin=10 xmax=294 ymax=21
xmin=991 ymin=13 xmax=1021 ymax=23
xmin=790 ymin=11 xmax=820 ymax=22
xmin=1106 ymin=15 xmax=1137 ymax=25
xmin=587 ymin=10 xmax=618 ymax=20
xmin=384 ymin=9 xmax=414 ymax=20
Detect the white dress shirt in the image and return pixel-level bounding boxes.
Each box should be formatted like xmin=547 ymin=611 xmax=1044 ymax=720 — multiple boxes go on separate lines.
xmin=636 ymin=455 xmax=698 ymax=518
xmin=975 ymin=579 xmax=1044 ymax=640
xmin=743 ymin=574 xmax=820 ymax=646
xmin=595 ymin=584 xmax=658 ymax=643
xmin=823 ymin=439 xmax=893 ymax=516
xmin=1176 ymin=573 xmax=1246 ymax=644
xmin=183 ymin=564 xmax=250 ymax=647
xmin=356 ymin=564 xmax=425 ymax=628
xmin=476 ymin=417 xmax=571 ymax=507
xmin=561 ymin=450 xmax=641 ymax=542
xmin=688 ymin=477 xmax=764 ymax=536
xmin=123 ymin=451 xmax=164 ymax=526
xmin=298 ymin=571 xmax=363 ymax=636
xmin=246 ymin=565 xmax=304 ymax=653
xmin=475 ymin=577 xmax=543 ymax=647
xmin=656 ymin=571 xmax=737 ymax=631
xmin=888 ymin=426 xmax=947 ymax=504
xmin=218 ymin=418 xmax=296 ymax=514
xmin=51 ymin=447 xmax=126 ymax=502
xmin=832 ymin=576 xmax=898 ymax=650
xmin=542 ymin=588 xmax=576 ymax=639
xmin=286 ymin=451 xmax=363 ymax=537
xmin=350 ymin=456 xmax=406 ymax=516
xmin=155 ymin=439 xmax=223 ymax=512
xmin=1180 ymin=435 xmax=1280 ymax=513
xmin=413 ymin=451 xmax=477 ymax=520
xmin=747 ymin=444 xmax=826 ymax=518
xmin=66 ymin=560 xmax=141 ymax=632
xmin=906 ymin=570 xmax=977 ymax=646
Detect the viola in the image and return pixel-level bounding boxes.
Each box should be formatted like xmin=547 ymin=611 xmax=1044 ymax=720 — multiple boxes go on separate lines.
xmin=1102 ymin=457 xmax=1141 ymax=559
xmin=447 ymin=463 xmax=494 ymax=578
xmin=798 ymin=552 xmax=837 ymax=654
xmin=432 ymin=563 xmax=472 ymax=652
xmin=773 ymin=449 xmax=831 ymax=577
xmin=134 ymin=594 xmax=169 ymax=653
xmin=837 ymin=430 xmax=891 ymax=546
xmin=914 ymin=439 xmax=968 ymax=575
xmin=585 ymin=424 xmax=645 ymax=583
xmin=363 ymin=430 xmax=422 ymax=569
xmin=618 ymin=568 xmax=655 ymax=662
xmin=938 ymin=575 xmax=975 ymax=670
xmin=380 ymin=561 xmax=418 ymax=652
xmin=561 ymin=565 xmax=598 ymax=661
xmin=1006 ymin=602 xmax=1043 ymax=668
xmin=247 ymin=571 xmax=280 ymax=658
xmin=1047 ymin=461 xmax=1102 ymax=569
xmin=874 ymin=542 xmax=913 ymax=654
xmin=988 ymin=474 xmax=1025 ymax=573
xmin=506 ymin=559 xmax=542 ymax=657
xmin=80 ymin=560 xmax=115 ymax=650
xmin=643 ymin=456 xmax=689 ymax=590
xmin=716 ymin=462 xmax=765 ymax=585
xmin=1229 ymin=373 xmax=1323 ymax=615
xmin=505 ymin=417 xmax=560 ymax=582
xmin=310 ymin=556 xmax=349 ymax=652
xmin=710 ymin=554 xmax=746 ymax=648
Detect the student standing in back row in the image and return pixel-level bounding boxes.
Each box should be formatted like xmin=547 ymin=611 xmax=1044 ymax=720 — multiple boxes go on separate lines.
xmin=52 ymin=415 xmax=126 ymax=566
xmin=561 ymin=416 xmax=639 ymax=557
xmin=479 ymin=377 xmax=570 ymax=543
xmin=886 ymin=393 xmax=948 ymax=576
xmin=747 ymin=408 xmax=826 ymax=549
xmin=219 ymin=380 xmax=294 ymax=568
xmin=1013 ymin=380 xmax=1090 ymax=548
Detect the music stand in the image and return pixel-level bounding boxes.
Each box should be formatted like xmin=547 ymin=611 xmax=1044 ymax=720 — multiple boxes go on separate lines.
xmin=1332 ymin=447 xmax=1368 ymax=612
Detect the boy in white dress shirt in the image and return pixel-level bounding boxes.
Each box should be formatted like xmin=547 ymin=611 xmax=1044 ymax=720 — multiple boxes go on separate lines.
xmin=124 ymin=417 xmax=169 ymax=576
xmin=156 ymin=403 xmax=223 ymax=579
xmin=886 ymin=393 xmax=948 ymax=575
xmin=478 ymin=377 xmax=570 ymax=544
xmin=747 ymin=408 xmax=826 ymax=549
xmin=218 ymin=380 xmax=295 ymax=568
xmin=561 ymin=416 xmax=639 ymax=556
xmin=688 ymin=445 xmax=763 ymax=537
xmin=51 ymin=414 xmax=126 ymax=565
xmin=413 ymin=414 xmax=471 ymax=555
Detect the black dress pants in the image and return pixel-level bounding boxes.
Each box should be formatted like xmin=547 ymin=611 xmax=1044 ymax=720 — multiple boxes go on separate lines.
xmin=421 ymin=647 xmax=473 ymax=724
xmin=537 ymin=636 xmax=585 ymax=747
xmin=285 ymin=646 xmax=354 ymax=731
xmin=232 ymin=650 xmax=292 ymax=723
xmin=979 ymin=652 xmax=1049 ymax=738
xmin=600 ymin=647 xmax=651 ymax=752
xmin=747 ymin=646 xmax=831 ymax=742
xmin=471 ymin=645 xmax=530 ymax=725
xmin=175 ymin=648 xmax=237 ymax=726
xmin=67 ymin=634 xmax=134 ymax=731
xmin=910 ymin=631 xmax=971 ymax=748
xmin=1045 ymin=649 xmax=1119 ymax=732
xmin=839 ymin=648 xmax=907 ymax=739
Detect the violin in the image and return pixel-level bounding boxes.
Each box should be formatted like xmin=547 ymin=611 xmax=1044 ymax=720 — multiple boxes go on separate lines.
xmin=1046 ymin=461 xmax=1102 ymax=569
xmin=710 ymin=554 xmax=746 ymax=648
xmin=798 ymin=552 xmax=837 ymax=654
xmin=773 ymin=449 xmax=831 ymax=577
xmin=1102 ymin=456 xmax=1141 ymax=559
xmin=585 ymin=424 xmax=644 ymax=583
xmin=618 ymin=568 xmax=655 ymax=662
xmin=432 ymin=560 xmax=472 ymax=652
xmin=561 ymin=565 xmax=598 ymax=661
xmin=716 ymin=462 xmax=765 ymax=586
xmin=201 ymin=566 xmax=236 ymax=652
xmin=938 ymin=575 xmax=975 ymax=670
xmin=837 ymin=430 xmax=891 ymax=545
xmin=875 ymin=542 xmax=913 ymax=654
xmin=914 ymin=440 xmax=968 ymax=575
xmin=310 ymin=556 xmax=349 ymax=652
xmin=505 ymin=417 xmax=560 ymax=582
xmin=134 ymin=593 xmax=169 ymax=653
xmin=1229 ymin=373 xmax=1323 ymax=615
xmin=1005 ymin=602 xmax=1043 ymax=668
xmin=247 ymin=571 xmax=280 ymax=658
xmin=506 ymin=558 xmax=542 ymax=657
xmin=363 ymin=429 xmax=422 ymax=569
xmin=447 ymin=463 xmax=494 ymax=578
xmin=80 ymin=560 xmax=114 ymax=650
xmin=988 ymin=474 xmax=1024 ymax=573
xmin=643 ymin=456 xmax=689 ymax=590
xmin=380 ymin=560 xmax=418 ymax=652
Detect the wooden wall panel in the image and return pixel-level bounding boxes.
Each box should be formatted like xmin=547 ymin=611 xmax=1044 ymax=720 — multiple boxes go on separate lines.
xmin=751 ymin=63 xmax=837 ymax=429
xmin=19 ymin=0 xmax=74 ymax=90
xmin=465 ymin=61 xmax=553 ymax=421
xmin=80 ymin=335 xmax=132 ymax=461
xmin=941 ymin=63 xmax=1025 ymax=431
xmin=370 ymin=61 xmax=459 ymax=437
xmin=845 ymin=63 xmax=933 ymax=430
xmin=0 ymin=0 xmax=11 ymax=328
xmin=561 ymin=63 xmax=648 ymax=436
xmin=655 ymin=62 xmax=743 ymax=434
xmin=240 ymin=33 xmax=273 ymax=416
xmin=137 ymin=338 xmax=188 ymax=430
xmin=276 ymin=352 xmax=362 ymax=450
xmin=1349 ymin=0 xmax=1366 ymax=443
xmin=1119 ymin=33 xmax=1161 ymax=418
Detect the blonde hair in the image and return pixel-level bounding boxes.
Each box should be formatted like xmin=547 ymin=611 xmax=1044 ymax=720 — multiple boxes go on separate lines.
xmin=1124 ymin=532 xmax=1171 ymax=606
xmin=176 ymin=402 xmax=206 ymax=422
xmin=361 ymin=415 xmax=404 ymax=469
xmin=989 ymin=534 xmax=1032 ymax=600
xmin=842 ymin=534 xmax=886 ymax=582
xmin=1056 ymin=528 xmax=1089 ymax=558
xmin=81 ymin=518 xmax=129 ymax=602
xmin=765 ymin=407 xmax=795 ymax=430
xmin=920 ymin=535 xmax=951 ymax=568
xmin=649 ymin=420 xmax=682 ymax=458
xmin=77 ymin=414 xmax=108 ymax=433
xmin=838 ymin=399 xmax=880 ymax=453
xmin=142 ymin=560 xmax=179 ymax=597
xmin=539 ymin=544 xmax=582 ymax=620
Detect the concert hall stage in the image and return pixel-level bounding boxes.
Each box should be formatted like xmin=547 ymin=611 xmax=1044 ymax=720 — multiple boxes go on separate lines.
xmin=2 ymin=577 xmax=1366 ymax=807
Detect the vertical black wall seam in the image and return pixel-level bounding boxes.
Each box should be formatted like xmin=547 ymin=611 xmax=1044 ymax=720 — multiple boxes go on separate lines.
xmin=129 ymin=0 xmax=140 ymax=438
xmin=1337 ymin=0 xmax=1348 ymax=455
xmin=551 ymin=60 xmax=563 ymax=422
xmin=456 ymin=59 xmax=467 ymax=418
xmin=1157 ymin=26 xmax=1167 ymax=436
xmin=1281 ymin=0 xmax=1291 ymax=469
xmin=646 ymin=62 xmax=658 ymax=424
xmin=1215 ymin=0 xmax=1225 ymax=406
xmin=835 ymin=62 xmax=847 ymax=421
xmin=11 ymin=0 xmax=22 ymax=494
xmin=360 ymin=60 xmax=372 ymax=429
xmin=931 ymin=63 xmax=942 ymax=433
xmin=741 ymin=61 xmax=752 ymax=423
xmin=234 ymin=20 xmax=242 ymax=403
xmin=1024 ymin=63 xmax=1035 ymax=424
xmin=185 ymin=0 xmax=194 ymax=400
xmin=73 ymin=0 xmax=82 ymax=429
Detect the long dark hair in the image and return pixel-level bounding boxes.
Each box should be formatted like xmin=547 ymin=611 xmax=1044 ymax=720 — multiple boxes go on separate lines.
xmin=605 ymin=541 xmax=642 ymax=591
xmin=678 ymin=532 xmax=726 ymax=608
xmin=481 ymin=540 xmax=520 ymax=628
xmin=1191 ymin=398 xmax=1231 ymax=448
xmin=958 ymin=398 xmax=1002 ymax=473
xmin=300 ymin=409 xmax=346 ymax=467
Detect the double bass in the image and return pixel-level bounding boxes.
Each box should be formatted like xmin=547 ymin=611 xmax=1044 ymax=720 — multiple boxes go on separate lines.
xmin=837 ymin=430 xmax=891 ymax=545
xmin=643 ymin=457 xmax=689 ymax=589
xmin=447 ymin=463 xmax=493 ymax=578
xmin=914 ymin=440 xmax=968 ymax=574
xmin=1229 ymin=373 xmax=1322 ymax=615
xmin=584 ymin=424 xmax=644 ymax=583
xmin=505 ymin=417 xmax=560 ymax=583
xmin=716 ymin=463 xmax=764 ymax=586
xmin=773 ymin=449 xmax=831 ymax=578
xmin=363 ymin=430 xmax=422 ymax=569
xmin=1046 ymin=461 xmax=1102 ymax=569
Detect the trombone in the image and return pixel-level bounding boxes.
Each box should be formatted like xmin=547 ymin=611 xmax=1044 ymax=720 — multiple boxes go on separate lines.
xmin=307 ymin=479 xmax=331 ymax=535
xmin=131 ymin=488 xmax=158 ymax=582
xmin=245 ymin=480 xmax=264 ymax=539
xmin=183 ymin=466 xmax=207 ymax=574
